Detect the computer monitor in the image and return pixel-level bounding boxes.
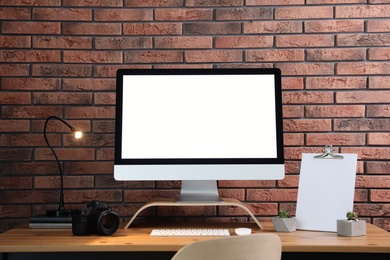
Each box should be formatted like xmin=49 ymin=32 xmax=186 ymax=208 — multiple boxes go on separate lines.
xmin=114 ymin=68 xmax=284 ymax=202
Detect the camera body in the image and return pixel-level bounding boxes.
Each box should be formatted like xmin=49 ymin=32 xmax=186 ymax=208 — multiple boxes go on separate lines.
xmin=72 ymin=200 xmax=119 ymax=236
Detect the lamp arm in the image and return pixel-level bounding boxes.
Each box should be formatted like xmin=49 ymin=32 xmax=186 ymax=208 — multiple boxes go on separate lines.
xmin=43 ymin=116 xmax=75 ymax=214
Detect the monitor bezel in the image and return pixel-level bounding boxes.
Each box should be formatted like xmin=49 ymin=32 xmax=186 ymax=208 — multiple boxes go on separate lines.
xmin=114 ymin=68 xmax=284 ymax=166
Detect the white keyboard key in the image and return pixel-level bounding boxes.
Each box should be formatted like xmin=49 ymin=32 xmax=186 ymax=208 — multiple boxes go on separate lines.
xmin=150 ymin=229 xmax=230 ymax=237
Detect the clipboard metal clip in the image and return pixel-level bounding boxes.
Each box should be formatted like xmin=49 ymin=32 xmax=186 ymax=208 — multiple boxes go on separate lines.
xmin=314 ymin=144 xmax=344 ymax=159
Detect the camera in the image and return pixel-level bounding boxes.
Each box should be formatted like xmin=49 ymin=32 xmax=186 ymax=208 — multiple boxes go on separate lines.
xmin=72 ymin=200 xmax=119 ymax=236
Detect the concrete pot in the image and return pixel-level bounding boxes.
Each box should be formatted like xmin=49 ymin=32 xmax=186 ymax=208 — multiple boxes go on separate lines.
xmin=272 ymin=217 xmax=296 ymax=232
xmin=337 ymin=219 xmax=366 ymax=237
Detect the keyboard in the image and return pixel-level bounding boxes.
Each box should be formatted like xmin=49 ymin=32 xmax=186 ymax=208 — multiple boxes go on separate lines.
xmin=150 ymin=228 xmax=231 ymax=237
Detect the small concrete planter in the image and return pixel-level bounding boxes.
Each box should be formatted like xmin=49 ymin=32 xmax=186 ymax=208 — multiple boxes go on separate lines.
xmin=272 ymin=217 xmax=296 ymax=232
xmin=337 ymin=219 xmax=366 ymax=237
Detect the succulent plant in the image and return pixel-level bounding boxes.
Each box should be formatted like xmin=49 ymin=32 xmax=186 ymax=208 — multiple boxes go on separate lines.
xmin=346 ymin=211 xmax=359 ymax=221
xmin=278 ymin=209 xmax=288 ymax=218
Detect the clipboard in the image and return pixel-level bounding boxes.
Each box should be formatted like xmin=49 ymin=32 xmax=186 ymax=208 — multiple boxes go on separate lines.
xmin=295 ymin=145 xmax=358 ymax=232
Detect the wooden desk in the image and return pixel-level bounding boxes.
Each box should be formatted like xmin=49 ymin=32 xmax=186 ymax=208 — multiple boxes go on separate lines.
xmin=1 ymin=222 xmax=389 ymax=260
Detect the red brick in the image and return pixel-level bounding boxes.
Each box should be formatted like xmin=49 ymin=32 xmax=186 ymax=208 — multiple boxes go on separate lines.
xmin=155 ymin=64 xmax=212 ymax=69
xmin=123 ymin=23 xmax=182 ymax=35
xmin=367 ymin=105 xmax=390 ymax=117
xmin=63 ymin=0 xmax=123 ymax=6
xmin=2 ymin=106 xmax=62 ymax=119
xmin=305 ymin=20 xmax=363 ymax=33
xmin=94 ymin=93 xmax=115 ymax=105
xmin=0 ymin=64 xmax=29 ymax=76
xmin=63 ymin=78 xmax=115 ymax=91
xmin=215 ymin=7 xmax=272 ymax=20
xmin=277 ymin=35 xmax=334 ymax=47
xmin=337 ymin=62 xmax=390 ymax=75
xmin=369 ymin=48 xmax=390 ymax=60
xmin=219 ymin=180 xmax=275 ymax=188
xmin=124 ymin=50 xmax=183 ymax=63
xmin=0 ymin=177 xmax=32 ymax=189
xmin=65 ymin=106 xmax=115 ymax=118
xmin=184 ymin=22 xmax=241 ymax=34
xmin=35 ymin=148 xmax=95 ymax=160
xmin=0 ymin=50 xmax=61 ymax=62
xmin=283 ymin=105 xmax=304 ymax=118
xmin=0 ymin=36 xmax=31 ymax=48
xmin=337 ymin=91 xmax=390 ymax=103
xmin=247 ymin=0 xmax=303 ymax=5
xmin=34 ymin=176 xmax=94 ymax=189
xmin=155 ymin=36 xmax=212 ymax=49
xmin=64 ymin=190 xmax=122 ymax=203
xmin=92 ymin=120 xmax=115 ymax=133
xmin=0 ymin=190 xmax=58 ymax=204
xmin=63 ymin=51 xmax=122 ymax=63
xmin=0 ymin=205 xmax=31 ymax=218
xmin=369 ymin=76 xmax=390 ymax=89
xmin=32 ymin=8 xmax=91 ymax=20
xmin=243 ymin=21 xmax=302 ymax=34
xmin=125 ymin=0 xmax=184 ymax=7
xmin=215 ymin=36 xmax=273 ymax=48
xmin=1 ymin=78 xmax=60 ymax=91
xmin=366 ymin=162 xmax=390 ymax=174
xmin=96 ymin=175 xmax=154 ymax=188
xmin=305 ymin=105 xmax=365 ymax=117
xmin=0 ymin=120 xmax=30 ymax=132
xmin=32 ymin=119 xmax=90 ymax=133
xmin=0 ymin=92 xmax=31 ymax=105
xmin=284 ymin=161 xmax=301 ymax=174
xmin=64 ymin=133 xmax=114 ymax=147
xmin=276 ymin=6 xmax=333 ymax=19
xmin=367 ymin=133 xmax=390 ymax=145
xmin=2 ymin=22 xmax=60 ymax=34
xmin=95 ymin=37 xmax=152 ymax=49
xmin=245 ymin=203 xmax=278 ymax=216
xmin=306 ymin=77 xmax=367 ymax=89
xmin=62 ymin=23 xmax=121 ymax=35
xmin=1 ymin=162 xmax=58 ymax=175
xmin=370 ymin=190 xmax=390 ymax=203
xmin=307 ymin=0 xmax=365 ymax=3
xmin=278 ymin=175 xmax=299 ymax=188
xmin=0 ymin=0 xmax=60 ymax=5
xmin=335 ymin=119 xmax=390 ymax=131
xmin=283 ymin=119 xmax=332 ymax=132
xmin=0 ymin=7 xmax=31 ymax=20
xmin=32 ymin=64 xmax=92 ymax=77
xmin=1 ymin=134 xmax=59 ymax=147
xmin=158 ymin=206 xmax=216 ymax=216
xmin=33 ymin=36 xmax=92 ymax=49
xmin=186 ymin=0 xmax=243 ymax=6
xmin=367 ymin=20 xmax=390 ymax=32
xmin=186 ymin=50 xmax=242 ymax=63
xmin=277 ymin=63 xmax=334 ymax=76
xmin=96 ymin=148 xmax=114 ymax=160
xmin=283 ymin=133 xmax=304 ymax=146
xmin=283 ymin=91 xmax=334 ymax=104
xmin=306 ymin=133 xmax=366 ymax=146
xmin=342 ymin=147 xmax=390 ymax=160
xmin=94 ymin=9 xmax=152 ymax=21
xmin=155 ymin=8 xmax=213 ymax=21
xmin=0 ymin=148 xmax=32 ymax=161
xmin=336 ymin=5 xmax=390 ymax=18
xmin=246 ymin=50 xmax=304 ymax=62
xmin=33 ymin=93 xmax=92 ymax=105
xmin=65 ymin=162 xmax=113 ymax=174
xmin=283 ymin=78 xmax=304 ymax=90
xmin=337 ymin=34 xmax=390 ymax=47
xmin=124 ymin=190 xmax=179 ymax=202
xmin=247 ymin=189 xmax=298 ymax=202
xmin=307 ymin=48 xmax=365 ymax=61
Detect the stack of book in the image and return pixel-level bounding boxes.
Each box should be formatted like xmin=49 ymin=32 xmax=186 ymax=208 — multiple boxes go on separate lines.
xmin=29 ymin=215 xmax=72 ymax=229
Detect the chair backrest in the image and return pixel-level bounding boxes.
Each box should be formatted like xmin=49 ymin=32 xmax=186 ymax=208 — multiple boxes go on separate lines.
xmin=171 ymin=233 xmax=282 ymax=260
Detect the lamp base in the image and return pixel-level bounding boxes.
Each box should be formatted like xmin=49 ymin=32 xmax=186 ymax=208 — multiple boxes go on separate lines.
xmin=46 ymin=209 xmax=73 ymax=218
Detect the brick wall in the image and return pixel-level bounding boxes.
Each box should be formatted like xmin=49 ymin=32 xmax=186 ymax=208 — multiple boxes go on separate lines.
xmin=1 ymin=0 xmax=389 ymax=233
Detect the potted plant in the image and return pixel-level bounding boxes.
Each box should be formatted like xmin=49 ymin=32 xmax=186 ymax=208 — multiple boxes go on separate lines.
xmin=272 ymin=209 xmax=296 ymax=232
xmin=337 ymin=211 xmax=366 ymax=237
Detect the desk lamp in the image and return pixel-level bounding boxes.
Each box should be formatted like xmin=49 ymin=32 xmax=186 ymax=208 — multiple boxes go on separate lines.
xmin=44 ymin=116 xmax=82 ymax=217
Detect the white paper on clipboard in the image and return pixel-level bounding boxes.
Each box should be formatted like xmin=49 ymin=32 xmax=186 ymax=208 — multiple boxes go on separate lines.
xmin=295 ymin=153 xmax=358 ymax=232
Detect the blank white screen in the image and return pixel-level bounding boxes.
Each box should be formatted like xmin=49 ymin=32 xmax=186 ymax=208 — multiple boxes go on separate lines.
xmin=121 ymin=74 xmax=277 ymax=159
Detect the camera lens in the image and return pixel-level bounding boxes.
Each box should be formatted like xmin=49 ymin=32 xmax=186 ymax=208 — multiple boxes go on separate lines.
xmin=96 ymin=211 xmax=119 ymax=235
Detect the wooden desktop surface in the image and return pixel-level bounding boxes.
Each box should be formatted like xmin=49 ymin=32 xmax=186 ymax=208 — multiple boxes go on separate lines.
xmin=0 ymin=222 xmax=389 ymax=254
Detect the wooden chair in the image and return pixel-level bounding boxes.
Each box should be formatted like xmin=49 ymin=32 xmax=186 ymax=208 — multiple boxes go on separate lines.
xmin=171 ymin=233 xmax=282 ymax=260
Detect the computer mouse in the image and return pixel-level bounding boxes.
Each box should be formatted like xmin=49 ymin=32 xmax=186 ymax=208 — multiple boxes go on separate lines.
xmin=234 ymin=228 xmax=252 ymax=236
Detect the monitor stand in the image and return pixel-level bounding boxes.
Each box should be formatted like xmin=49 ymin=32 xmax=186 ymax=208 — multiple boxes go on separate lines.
xmin=124 ymin=180 xmax=264 ymax=229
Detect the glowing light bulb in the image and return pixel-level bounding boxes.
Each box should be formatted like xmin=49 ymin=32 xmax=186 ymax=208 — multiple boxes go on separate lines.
xmin=74 ymin=131 xmax=83 ymax=139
